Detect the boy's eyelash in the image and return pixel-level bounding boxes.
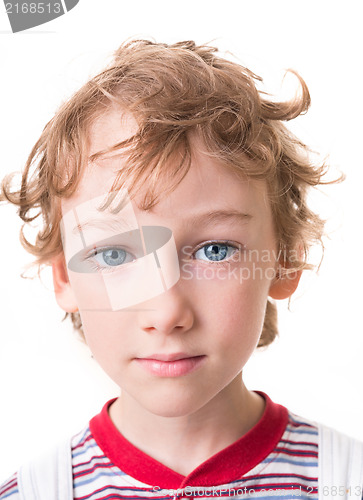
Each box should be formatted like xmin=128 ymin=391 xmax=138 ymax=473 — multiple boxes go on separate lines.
xmin=193 ymin=240 xmax=240 ymax=252
xmin=84 ymin=241 xmax=242 ymax=257
xmin=86 ymin=246 xmax=121 ymax=258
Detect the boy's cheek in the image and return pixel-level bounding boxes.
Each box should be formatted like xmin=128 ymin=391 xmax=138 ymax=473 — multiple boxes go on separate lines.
xmin=179 ymin=257 xmax=277 ymax=289
xmin=67 ymin=269 xmax=113 ymax=311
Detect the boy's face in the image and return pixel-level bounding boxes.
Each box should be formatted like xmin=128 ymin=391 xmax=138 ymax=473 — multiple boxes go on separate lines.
xmin=55 ymin=108 xmax=294 ymax=418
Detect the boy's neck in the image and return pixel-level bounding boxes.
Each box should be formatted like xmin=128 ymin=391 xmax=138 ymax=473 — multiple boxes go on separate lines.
xmin=109 ymin=376 xmax=265 ymax=476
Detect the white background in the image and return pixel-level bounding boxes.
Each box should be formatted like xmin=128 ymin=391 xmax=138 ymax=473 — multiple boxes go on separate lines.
xmin=0 ymin=0 xmax=362 ymax=480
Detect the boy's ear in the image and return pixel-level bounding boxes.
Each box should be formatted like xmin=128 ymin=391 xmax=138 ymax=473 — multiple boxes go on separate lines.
xmin=268 ymin=268 xmax=302 ymax=300
xmin=51 ymin=255 xmax=78 ymax=313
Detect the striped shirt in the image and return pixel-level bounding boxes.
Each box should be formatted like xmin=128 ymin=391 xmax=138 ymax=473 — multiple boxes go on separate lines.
xmin=0 ymin=392 xmax=320 ymax=499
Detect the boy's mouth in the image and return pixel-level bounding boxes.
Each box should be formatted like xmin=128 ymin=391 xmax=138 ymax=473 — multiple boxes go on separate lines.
xmin=134 ymin=354 xmax=207 ymax=377
xmin=139 ymin=352 xmax=203 ymax=362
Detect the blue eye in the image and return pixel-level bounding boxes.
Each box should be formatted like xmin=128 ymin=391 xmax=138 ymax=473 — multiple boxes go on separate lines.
xmin=101 ymin=248 xmax=127 ymax=266
xmin=88 ymin=247 xmax=135 ymax=271
xmin=195 ymin=243 xmax=238 ymax=262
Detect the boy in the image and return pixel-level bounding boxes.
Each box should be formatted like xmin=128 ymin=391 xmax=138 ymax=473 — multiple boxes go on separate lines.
xmin=1 ymin=39 xmax=362 ymax=499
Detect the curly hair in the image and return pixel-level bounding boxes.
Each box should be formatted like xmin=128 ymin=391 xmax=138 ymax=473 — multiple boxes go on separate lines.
xmin=0 ymin=39 xmax=337 ymax=347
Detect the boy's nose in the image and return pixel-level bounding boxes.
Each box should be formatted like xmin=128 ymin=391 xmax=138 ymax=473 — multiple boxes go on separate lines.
xmin=138 ymin=285 xmax=194 ymax=335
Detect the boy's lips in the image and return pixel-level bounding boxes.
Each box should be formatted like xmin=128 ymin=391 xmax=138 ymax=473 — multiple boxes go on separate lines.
xmin=137 ymin=352 xmax=203 ymax=362
xmin=134 ymin=353 xmax=207 ymax=377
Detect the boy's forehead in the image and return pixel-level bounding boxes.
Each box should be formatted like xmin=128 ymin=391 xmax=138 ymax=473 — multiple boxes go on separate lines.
xmin=62 ymin=107 xmax=271 ymax=220
xmin=62 ymin=108 xmax=138 ymax=213
xmin=88 ymin=106 xmax=139 ymax=158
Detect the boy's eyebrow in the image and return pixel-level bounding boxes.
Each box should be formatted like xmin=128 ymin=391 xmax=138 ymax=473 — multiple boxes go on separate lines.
xmin=185 ymin=210 xmax=253 ymax=227
xmin=71 ymin=210 xmax=252 ymax=235
xmin=72 ymin=217 xmax=136 ymax=235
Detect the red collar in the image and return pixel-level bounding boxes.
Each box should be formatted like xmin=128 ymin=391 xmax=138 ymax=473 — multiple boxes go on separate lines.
xmin=90 ymin=391 xmax=288 ymax=488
